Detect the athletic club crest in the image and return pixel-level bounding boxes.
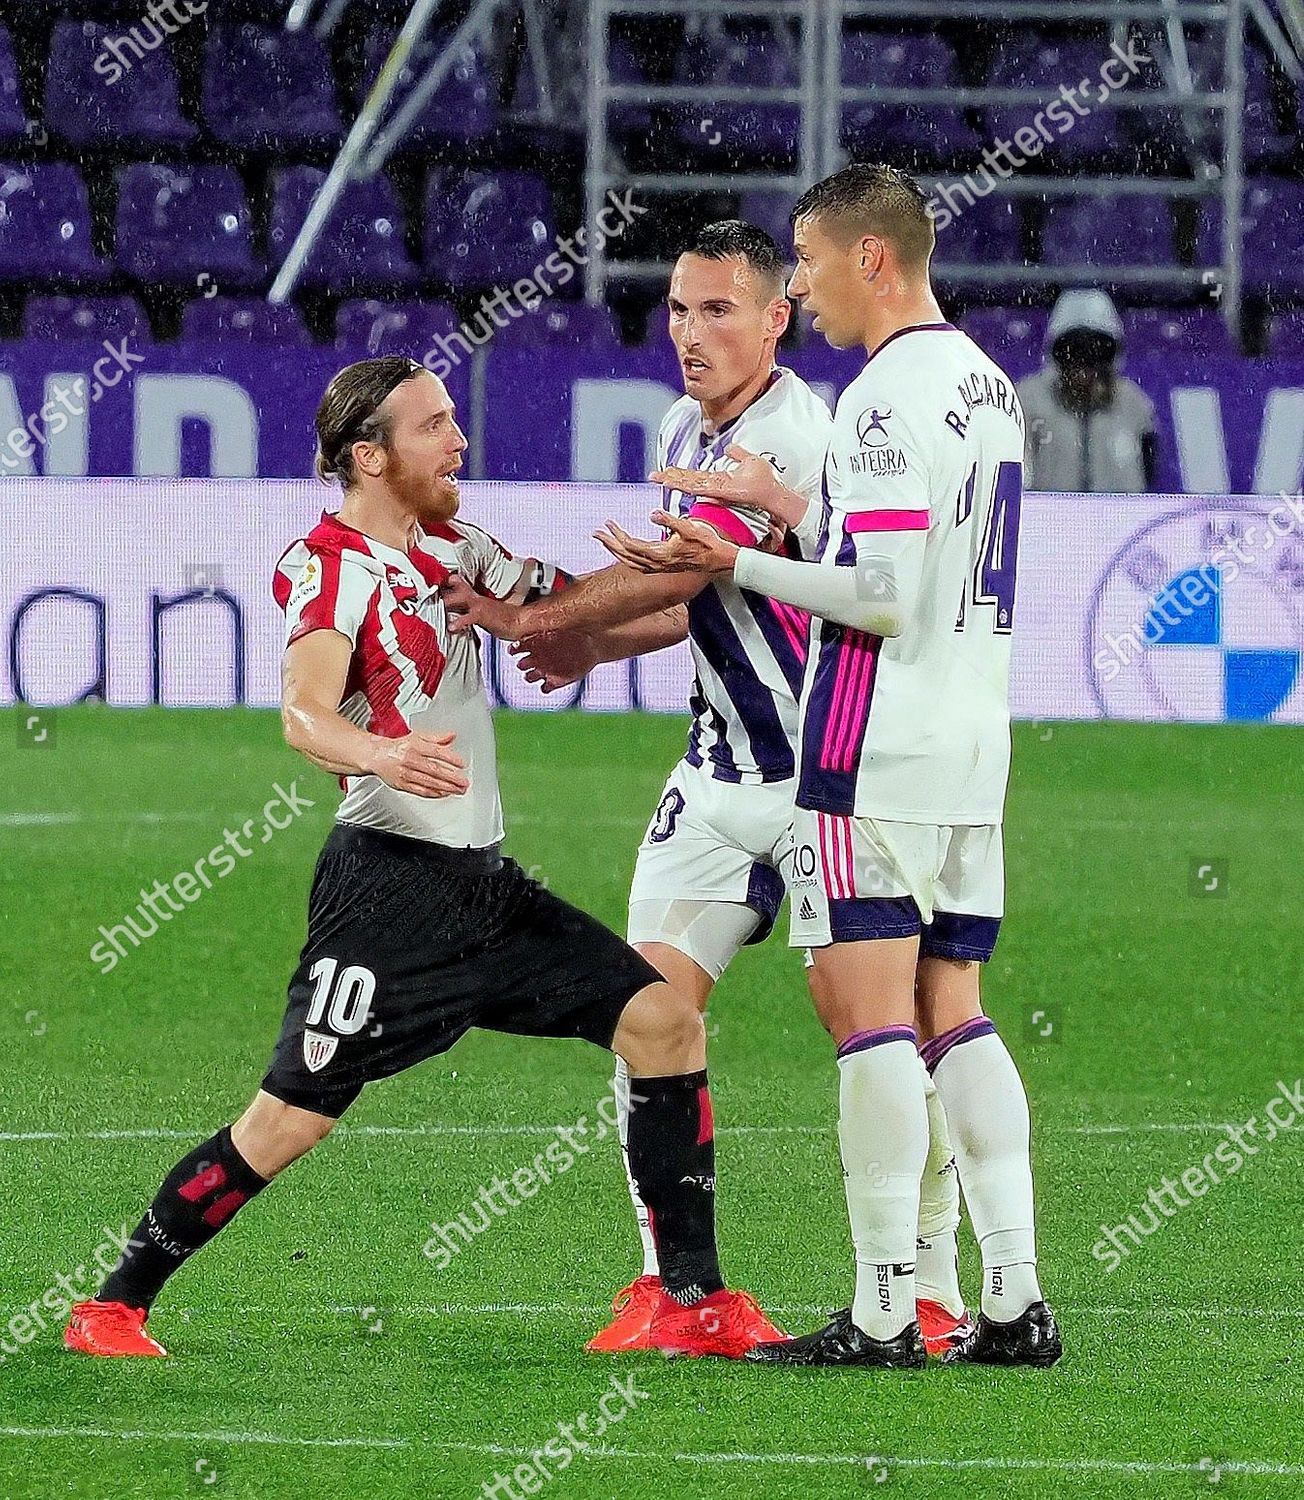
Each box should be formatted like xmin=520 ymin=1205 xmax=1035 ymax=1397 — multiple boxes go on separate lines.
xmin=303 ymin=1029 xmax=338 ymax=1073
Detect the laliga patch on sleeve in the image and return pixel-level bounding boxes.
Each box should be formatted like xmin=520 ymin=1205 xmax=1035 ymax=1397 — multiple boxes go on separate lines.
xmin=287 ymin=554 xmax=323 ymax=614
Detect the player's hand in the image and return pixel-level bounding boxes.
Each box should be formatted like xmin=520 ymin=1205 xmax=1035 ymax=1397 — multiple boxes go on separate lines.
xmin=595 ymin=514 xmax=739 ymax=575
xmin=650 ymin=444 xmax=786 ymax=516
xmin=509 ymin=632 xmax=598 ymax=692
xmin=440 ymin=574 xmax=523 ymax=640
xmin=366 ymin=731 xmax=470 ymax=798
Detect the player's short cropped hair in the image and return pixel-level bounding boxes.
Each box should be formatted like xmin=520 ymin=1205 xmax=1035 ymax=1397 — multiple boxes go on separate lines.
xmin=791 ymin=162 xmax=935 ymax=271
xmin=315 ymin=356 xmax=425 ymax=487
xmin=682 ymin=219 xmax=787 ymax=298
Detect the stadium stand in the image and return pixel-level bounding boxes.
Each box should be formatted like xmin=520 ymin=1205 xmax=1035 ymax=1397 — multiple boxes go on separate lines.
xmin=0 ymin=0 xmax=1298 ymax=355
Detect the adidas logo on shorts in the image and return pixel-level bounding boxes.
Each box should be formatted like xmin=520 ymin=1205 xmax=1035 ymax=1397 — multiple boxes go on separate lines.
xmin=799 ymin=896 xmax=817 ymax=921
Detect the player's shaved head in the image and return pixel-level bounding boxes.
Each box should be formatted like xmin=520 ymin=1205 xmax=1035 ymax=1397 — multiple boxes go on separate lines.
xmin=685 ymin=219 xmax=787 ymax=302
xmin=791 ymin=162 xmax=935 ymax=273
xmin=315 ymin=356 xmax=425 ymax=488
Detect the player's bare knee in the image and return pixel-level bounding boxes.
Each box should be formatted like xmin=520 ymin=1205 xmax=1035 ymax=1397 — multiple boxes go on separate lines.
xmin=613 ymin=981 xmax=705 ymax=1073
xmin=231 ymin=1092 xmax=337 ymax=1178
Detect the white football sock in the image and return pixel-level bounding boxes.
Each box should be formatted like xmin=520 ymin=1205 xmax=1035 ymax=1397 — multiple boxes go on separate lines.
xmin=930 ymin=1019 xmax=1042 ymax=1322
xmin=614 ymin=1055 xmax=659 ymax=1278
xmin=838 ymin=1029 xmax=929 ymax=1341
xmin=916 ymin=1057 xmax=965 ymax=1317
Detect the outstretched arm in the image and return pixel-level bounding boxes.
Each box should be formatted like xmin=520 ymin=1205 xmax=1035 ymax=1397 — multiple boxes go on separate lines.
xmin=444 ymin=561 xmax=706 ymax=642
xmin=512 ymin=606 xmax=689 ymax=693
xmin=599 ymin=511 xmax=926 ymax=639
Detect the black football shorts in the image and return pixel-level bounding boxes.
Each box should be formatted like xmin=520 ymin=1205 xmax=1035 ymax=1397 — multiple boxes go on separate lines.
xmin=261 ymin=823 xmax=661 ymax=1117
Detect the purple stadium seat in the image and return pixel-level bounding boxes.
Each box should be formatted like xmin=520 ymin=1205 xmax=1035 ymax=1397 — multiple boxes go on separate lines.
xmin=202 ymin=24 xmax=341 ymax=149
xmin=425 ymin=170 xmax=557 ymax=289
xmin=44 ymin=20 xmax=196 ymax=147
xmin=1041 ymin=195 xmax=1176 ymax=267
xmin=1266 ymin=311 xmax=1304 ymax=359
xmin=841 ymin=33 xmax=978 ymax=161
xmin=960 ymin=307 xmax=1050 ymax=374
xmin=360 ymin=26 xmax=495 ymax=145
xmin=492 ymin=301 xmax=623 ymax=350
xmin=1197 ymin=180 xmax=1304 ymax=294
xmin=986 ymin=40 xmax=1136 ymax=162
xmin=1266 ymin=311 xmax=1304 ymax=360
xmin=115 ymin=165 xmax=259 ymax=286
xmin=0 ymin=164 xmax=103 ymax=281
xmin=268 ymin=167 xmax=418 ymax=292
xmin=676 ymin=22 xmax=801 ymax=157
xmin=932 ymin=192 xmax=1024 ymax=264
xmin=0 ymin=26 xmax=26 ymax=143
xmin=335 ymin=299 xmax=462 ymax=358
xmin=182 ymin=296 xmax=313 ymax=347
xmin=1122 ymin=308 xmax=1237 ymax=359
xmin=22 ymin=294 xmax=151 ymax=343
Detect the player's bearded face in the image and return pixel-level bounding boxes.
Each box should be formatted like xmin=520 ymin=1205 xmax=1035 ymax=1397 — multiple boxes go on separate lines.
xmin=383 ymin=374 xmax=466 ymax=524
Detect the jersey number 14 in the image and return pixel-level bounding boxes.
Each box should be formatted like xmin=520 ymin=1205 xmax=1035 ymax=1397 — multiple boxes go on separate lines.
xmin=955 ymin=459 xmax=1022 ymax=635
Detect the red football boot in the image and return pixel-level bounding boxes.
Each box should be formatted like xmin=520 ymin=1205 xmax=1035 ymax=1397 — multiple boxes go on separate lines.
xmin=584 ymin=1275 xmax=663 ymax=1353
xmin=647 ymin=1287 xmax=788 ymax=1359
xmin=64 ymin=1300 xmax=167 ymax=1358
xmin=917 ymin=1298 xmax=975 ymax=1357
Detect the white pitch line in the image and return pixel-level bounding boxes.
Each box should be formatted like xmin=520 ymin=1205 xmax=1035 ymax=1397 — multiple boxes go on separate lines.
xmin=0 ymin=1125 xmax=826 ymax=1142
xmin=287 ymin=1302 xmax=1304 ymax=1322
xmin=0 ymin=1120 xmax=1295 ymax=1143
xmin=0 ymin=1429 xmax=1299 ymax=1480
xmin=10 ymin=1300 xmax=1289 ymax=1322
xmin=0 ymin=811 xmax=219 ymax=827
xmin=0 ymin=1426 xmax=403 ymax=1450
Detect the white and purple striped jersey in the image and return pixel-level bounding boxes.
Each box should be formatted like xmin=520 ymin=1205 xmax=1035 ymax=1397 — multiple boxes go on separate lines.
xmin=796 ymin=323 xmax=1026 ymax=824
xmin=658 ymin=366 xmax=833 ymax=784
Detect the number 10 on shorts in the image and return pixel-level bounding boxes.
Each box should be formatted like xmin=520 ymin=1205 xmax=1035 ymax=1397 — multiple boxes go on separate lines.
xmin=305 ymin=957 xmax=377 ymax=1036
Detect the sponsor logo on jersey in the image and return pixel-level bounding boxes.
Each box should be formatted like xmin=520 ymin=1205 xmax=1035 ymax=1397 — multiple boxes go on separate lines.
xmin=856 ymin=407 xmax=893 ymax=448
xmin=303 ymin=1029 xmax=339 ymax=1073
xmin=385 ymin=564 xmax=419 ymax=615
xmin=850 ymin=410 xmax=906 ymax=476
xmin=849 ymin=446 xmax=908 ymax=478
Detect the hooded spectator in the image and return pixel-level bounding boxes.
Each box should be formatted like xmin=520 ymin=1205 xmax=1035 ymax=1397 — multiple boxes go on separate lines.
xmin=1017 ymin=289 xmax=1157 ymax=492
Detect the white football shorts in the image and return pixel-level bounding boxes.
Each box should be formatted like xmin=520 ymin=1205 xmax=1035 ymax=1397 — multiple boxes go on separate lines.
xmin=788 ymin=808 xmax=1003 ymax=961
xmin=627 ymin=761 xmax=795 ymax=979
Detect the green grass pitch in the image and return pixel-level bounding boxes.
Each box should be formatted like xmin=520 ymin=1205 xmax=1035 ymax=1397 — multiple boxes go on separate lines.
xmin=1 ymin=705 xmax=1301 ymax=1499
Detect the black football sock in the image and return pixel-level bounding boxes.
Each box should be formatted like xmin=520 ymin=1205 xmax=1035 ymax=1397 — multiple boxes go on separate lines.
xmin=624 ymin=1070 xmax=724 ymax=1306
xmin=96 ymin=1126 xmax=270 ymax=1311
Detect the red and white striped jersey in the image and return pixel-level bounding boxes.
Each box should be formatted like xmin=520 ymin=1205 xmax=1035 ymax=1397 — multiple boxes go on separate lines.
xmin=273 ymin=510 xmax=566 ymax=849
